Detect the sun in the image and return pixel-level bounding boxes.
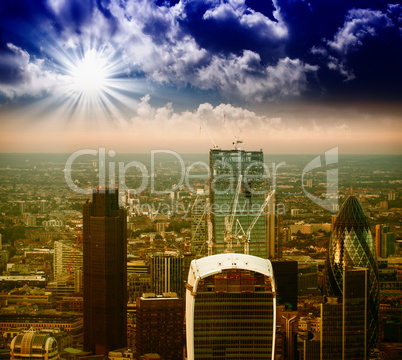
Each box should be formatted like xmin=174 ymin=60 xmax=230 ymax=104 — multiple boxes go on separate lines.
xmin=71 ymin=49 xmax=108 ymax=96
xmin=38 ymin=44 xmax=143 ymax=123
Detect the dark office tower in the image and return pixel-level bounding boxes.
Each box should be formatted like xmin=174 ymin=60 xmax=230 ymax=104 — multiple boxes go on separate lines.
xmin=186 ymin=253 xmax=277 ymax=360
xmin=321 ymin=268 xmax=368 ymax=360
xmin=83 ymin=188 xmax=127 ymax=355
xmin=271 ymin=259 xmax=298 ymax=310
xmin=136 ymin=293 xmax=184 ymax=360
xmin=209 ymin=147 xmax=269 ymax=257
xmin=326 ymin=195 xmax=379 ymax=348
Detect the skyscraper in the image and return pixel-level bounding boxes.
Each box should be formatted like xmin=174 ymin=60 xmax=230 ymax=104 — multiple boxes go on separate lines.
xmin=375 ymin=224 xmax=396 ymax=258
xmin=325 ymin=195 xmax=379 ymax=348
xmin=83 ymin=188 xmax=127 ymax=355
xmin=150 ymin=252 xmax=184 ymax=298
xmin=186 ymin=253 xmax=277 ymax=360
xmin=321 ymin=267 xmax=368 ymax=360
xmin=209 ymin=147 xmax=270 ymax=257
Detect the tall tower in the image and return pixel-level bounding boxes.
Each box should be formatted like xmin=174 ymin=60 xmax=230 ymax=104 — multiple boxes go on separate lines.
xmin=186 ymin=253 xmax=276 ymax=360
xmin=325 ymin=195 xmax=379 ymax=348
xmin=83 ymin=188 xmax=127 ymax=355
xmin=209 ymin=147 xmax=269 ymax=257
xmin=321 ymin=267 xmax=368 ymax=360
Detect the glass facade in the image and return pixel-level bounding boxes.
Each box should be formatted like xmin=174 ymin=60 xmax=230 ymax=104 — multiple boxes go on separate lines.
xmin=326 ymin=195 xmax=379 ymax=348
xmin=209 ymin=149 xmax=268 ymax=257
xmin=193 ymin=269 xmax=274 ymax=359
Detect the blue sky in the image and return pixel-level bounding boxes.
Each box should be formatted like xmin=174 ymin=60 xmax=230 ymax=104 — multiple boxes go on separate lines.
xmin=0 ymin=0 xmax=401 ymax=153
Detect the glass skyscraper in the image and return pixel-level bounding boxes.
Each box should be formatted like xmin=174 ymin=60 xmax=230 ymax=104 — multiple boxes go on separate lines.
xmin=326 ymin=195 xmax=379 ymax=348
xmin=186 ymin=253 xmax=276 ymax=360
xmin=209 ymin=148 xmax=270 ymax=257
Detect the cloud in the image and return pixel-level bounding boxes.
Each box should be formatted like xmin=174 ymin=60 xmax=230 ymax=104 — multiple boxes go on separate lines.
xmin=202 ymin=0 xmax=287 ymax=40
xmin=308 ymin=6 xmax=402 ymax=88
xmin=0 ymin=43 xmax=66 ymax=99
xmin=196 ymin=52 xmax=318 ymax=101
xmin=327 ymin=8 xmax=393 ymax=55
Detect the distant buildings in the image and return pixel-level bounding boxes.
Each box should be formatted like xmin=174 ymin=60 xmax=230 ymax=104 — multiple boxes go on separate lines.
xmin=186 ymin=253 xmax=277 ymax=360
xmin=376 ymin=224 xmax=396 ymax=258
xmin=83 ymin=188 xmax=127 ymax=355
xmin=325 ymin=195 xmax=379 ymax=348
xmin=0 ymin=312 xmax=83 ymax=346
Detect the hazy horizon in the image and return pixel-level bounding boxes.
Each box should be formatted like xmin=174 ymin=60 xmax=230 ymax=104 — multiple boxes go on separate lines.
xmin=0 ymin=1 xmax=401 ymax=154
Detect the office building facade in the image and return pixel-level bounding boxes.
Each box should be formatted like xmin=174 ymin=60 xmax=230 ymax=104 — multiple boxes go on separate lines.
xmin=150 ymin=252 xmax=184 ymax=298
xmin=321 ymin=267 xmax=368 ymax=360
xmin=326 ymin=195 xmax=379 ymax=348
xmin=190 ymin=190 xmax=209 ymax=257
xmin=83 ymin=188 xmax=127 ymax=355
xmin=136 ymin=293 xmax=184 ymax=360
xmin=209 ymin=148 xmax=270 ymax=257
xmin=186 ymin=253 xmax=276 ymax=360
xmin=271 ymin=259 xmax=298 ymax=310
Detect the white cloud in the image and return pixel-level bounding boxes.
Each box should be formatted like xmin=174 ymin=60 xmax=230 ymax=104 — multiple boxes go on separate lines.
xmin=196 ymin=52 xmax=318 ymax=101
xmin=327 ymin=8 xmax=393 ymax=55
xmin=0 ymin=44 xmax=67 ymax=99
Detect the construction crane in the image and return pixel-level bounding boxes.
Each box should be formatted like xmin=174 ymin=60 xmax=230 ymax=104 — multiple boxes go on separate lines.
xmin=224 ymin=174 xmax=242 ymax=252
xmin=66 ymin=226 xmax=83 ymax=285
xmin=240 ymin=189 xmax=275 ymax=254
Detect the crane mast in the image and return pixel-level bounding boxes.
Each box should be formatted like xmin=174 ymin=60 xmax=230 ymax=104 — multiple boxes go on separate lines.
xmin=244 ymin=189 xmax=275 ymax=254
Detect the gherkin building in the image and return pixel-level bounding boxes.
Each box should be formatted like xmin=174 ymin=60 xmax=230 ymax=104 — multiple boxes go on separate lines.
xmin=326 ymin=195 xmax=379 ymax=348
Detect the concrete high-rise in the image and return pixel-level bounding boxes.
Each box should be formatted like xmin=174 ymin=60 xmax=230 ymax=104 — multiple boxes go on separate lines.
xmin=83 ymin=188 xmax=127 ymax=355
xmin=209 ymin=147 xmax=271 ymax=257
xmin=54 ymin=240 xmax=83 ymax=283
xmin=186 ymin=253 xmax=277 ymax=360
xmin=325 ymin=195 xmax=379 ymax=348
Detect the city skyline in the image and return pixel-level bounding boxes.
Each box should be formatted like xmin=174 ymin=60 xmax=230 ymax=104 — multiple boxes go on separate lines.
xmin=0 ymin=1 xmax=401 ymax=154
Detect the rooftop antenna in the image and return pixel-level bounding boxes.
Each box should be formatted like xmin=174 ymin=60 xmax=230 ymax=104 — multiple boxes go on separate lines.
xmin=232 ymin=124 xmax=243 ymax=150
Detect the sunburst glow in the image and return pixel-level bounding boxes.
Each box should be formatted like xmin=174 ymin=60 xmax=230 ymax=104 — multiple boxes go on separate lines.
xmin=45 ymin=44 xmax=146 ymax=123
xmin=71 ymin=50 xmax=108 ymax=95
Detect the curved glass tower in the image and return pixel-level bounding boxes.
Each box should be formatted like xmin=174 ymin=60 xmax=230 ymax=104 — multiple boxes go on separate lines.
xmin=326 ymin=195 xmax=379 ymax=348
